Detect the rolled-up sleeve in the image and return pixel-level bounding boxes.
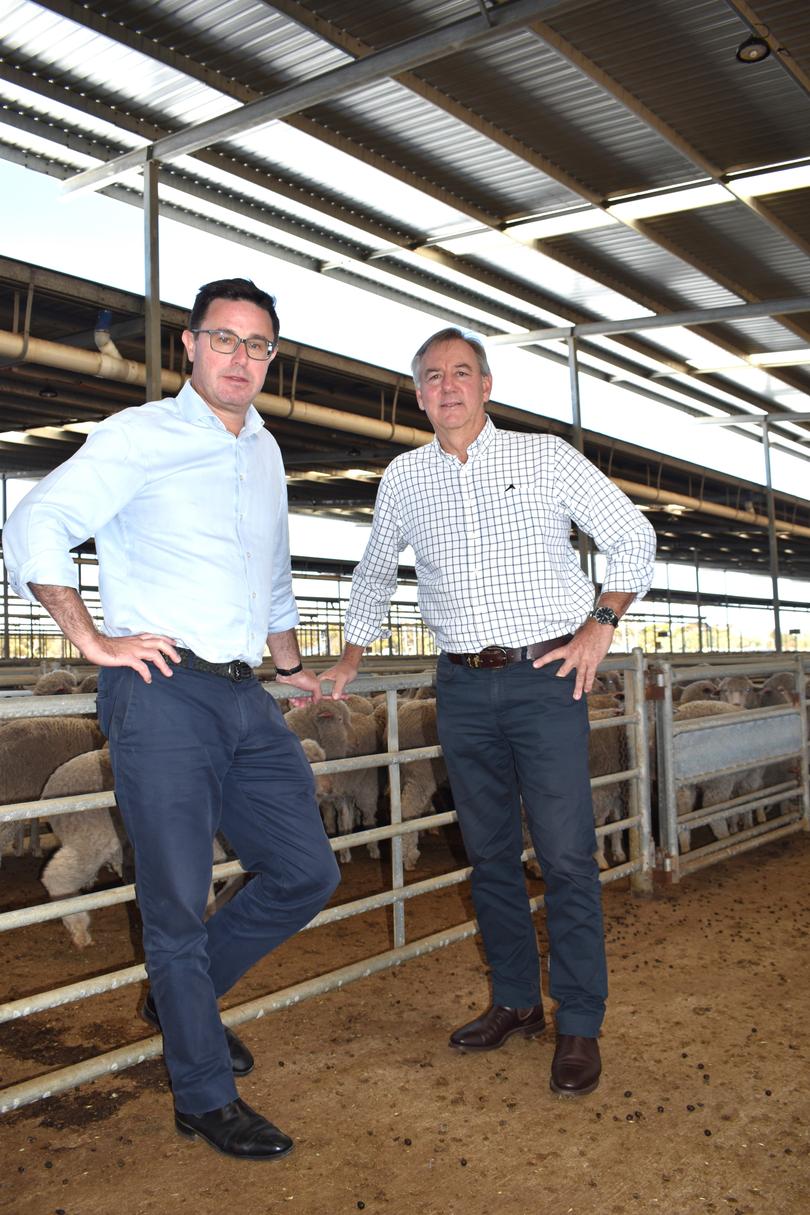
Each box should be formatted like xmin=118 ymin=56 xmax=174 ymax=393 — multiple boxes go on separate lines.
xmin=553 ymin=439 xmax=656 ymax=599
xmin=344 ymin=472 xmax=406 ymax=647
xmin=2 ymin=423 xmax=146 ymax=604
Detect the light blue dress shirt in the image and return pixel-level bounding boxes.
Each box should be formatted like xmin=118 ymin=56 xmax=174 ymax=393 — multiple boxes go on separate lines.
xmin=3 ymin=381 xmax=298 ymax=666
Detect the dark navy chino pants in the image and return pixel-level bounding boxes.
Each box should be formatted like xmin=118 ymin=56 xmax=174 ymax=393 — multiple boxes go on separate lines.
xmin=435 ymin=652 xmax=607 ymax=1037
xmin=96 ymin=664 xmax=340 ymax=1114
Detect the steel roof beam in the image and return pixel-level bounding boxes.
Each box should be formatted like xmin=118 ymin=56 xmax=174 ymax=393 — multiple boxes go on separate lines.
xmin=269 ymin=0 xmax=597 ymax=204
xmin=490 ymin=296 xmax=810 ymax=343
xmin=61 ymin=0 xmax=568 ymax=195
xmin=17 ymin=10 xmax=496 ymax=232
xmin=258 ymin=4 xmax=810 ymax=406
xmin=527 ymin=20 xmax=810 ymax=309
xmin=5 ymin=44 xmax=806 ymax=413
xmin=2 ymin=133 xmax=803 ymax=443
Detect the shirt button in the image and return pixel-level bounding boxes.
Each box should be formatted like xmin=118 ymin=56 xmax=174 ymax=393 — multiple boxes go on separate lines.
xmin=252 ymin=592 xmax=257 ymax=599
xmin=246 ymin=551 xmax=252 ymax=558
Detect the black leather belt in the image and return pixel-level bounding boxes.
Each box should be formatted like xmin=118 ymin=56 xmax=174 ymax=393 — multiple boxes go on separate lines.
xmin=175 ymin=648 xmax=254 ymax=682
xmin=445 ymin=635 xmax=572 ymax=670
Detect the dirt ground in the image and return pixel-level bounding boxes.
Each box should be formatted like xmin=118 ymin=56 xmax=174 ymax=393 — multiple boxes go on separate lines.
xmin=1 ymin=829 xmax=809 ymax=1215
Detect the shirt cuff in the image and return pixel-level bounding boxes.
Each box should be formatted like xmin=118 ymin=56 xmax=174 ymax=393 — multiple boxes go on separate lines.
xmin=267 ymin=606 xmax=300 ymax=634
xmin=6 ymin=556 xmax=79 ymax=604
xmin=344 ymin=619 xmax=391 ymax=647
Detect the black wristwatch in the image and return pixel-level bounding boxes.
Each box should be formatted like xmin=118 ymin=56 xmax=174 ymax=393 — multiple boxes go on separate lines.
xmin=588 ymin=605 xmax=620 ymax=628
xmin=275 ymin=662 xmax=303 ymax=677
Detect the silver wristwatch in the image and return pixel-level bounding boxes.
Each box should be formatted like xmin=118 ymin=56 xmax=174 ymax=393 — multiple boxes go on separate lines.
xmin=588 ymin=605 xmax=620 ymax=627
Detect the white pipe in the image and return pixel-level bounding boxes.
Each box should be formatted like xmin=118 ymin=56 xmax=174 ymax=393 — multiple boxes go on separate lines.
xmin=2 ymin=327 xmax=807 ymax=540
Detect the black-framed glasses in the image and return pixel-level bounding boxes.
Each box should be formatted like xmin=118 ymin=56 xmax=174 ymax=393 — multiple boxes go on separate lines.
xmin=191 ymin=328 xmax=277 ymax=360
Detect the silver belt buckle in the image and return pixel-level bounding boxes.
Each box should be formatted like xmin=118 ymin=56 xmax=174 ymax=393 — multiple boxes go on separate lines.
xmin=228 ymin=660 xmax=251 ymax=682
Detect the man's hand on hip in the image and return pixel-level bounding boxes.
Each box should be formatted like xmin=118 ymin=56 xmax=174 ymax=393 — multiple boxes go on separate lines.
xmin=83 ymin=632 xmax=180 ymax=684
xmin=532 ymin=620 xmax=615 ymax=701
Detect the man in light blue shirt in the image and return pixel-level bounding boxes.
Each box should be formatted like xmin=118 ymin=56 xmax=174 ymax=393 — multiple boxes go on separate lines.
xmin=3 ymin=278 xmax=340 ymax=1160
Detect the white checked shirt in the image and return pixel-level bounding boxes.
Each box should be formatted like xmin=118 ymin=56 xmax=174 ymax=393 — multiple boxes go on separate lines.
xmin=344 ymin=417 xmax=656 ymax=652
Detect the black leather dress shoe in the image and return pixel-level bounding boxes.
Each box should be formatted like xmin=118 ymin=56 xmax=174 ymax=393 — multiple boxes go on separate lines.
xmin=141 ymin=993 xmax=255 ymax=1077
xmin=175 ymin=1098 xmax=293 ymax=1160
xmin=449 ymin=1003 xmax=546 ymax=1052
xmin=550 ymin=1034 xmax=601 ymax=1096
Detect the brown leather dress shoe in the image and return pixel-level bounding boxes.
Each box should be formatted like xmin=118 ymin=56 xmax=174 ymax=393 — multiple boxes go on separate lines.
xmin=550 ymin=1034 xmax=601 ymax=1096
xmin=175 ymin=1097 xmax=293 ymax=1160
xmin=449 ymin=1003 xmax=546 ymax=1052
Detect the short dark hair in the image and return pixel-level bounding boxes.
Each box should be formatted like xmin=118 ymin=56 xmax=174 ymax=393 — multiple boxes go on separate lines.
xmin=411 ymin=326 xmax=491 ymax=382
xmin=188 ymin=278 xmax=280 ymax=339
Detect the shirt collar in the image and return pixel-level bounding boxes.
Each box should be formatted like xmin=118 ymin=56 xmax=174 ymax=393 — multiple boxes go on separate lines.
xmin=432 ymin=414 xmax=496 ymax=464
xmin=177 ymin=379 xmax=265 ymax=436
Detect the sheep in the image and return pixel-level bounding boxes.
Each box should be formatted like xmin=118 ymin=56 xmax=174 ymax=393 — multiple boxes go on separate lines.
xmin=341 ymin=693 xmax=375 ymax=717
xmin=373 ymin=697 xmax=448 ymax=871
xmin=0 ymin=716 xmax=105 ymax=861
xmin=718 ymin=675 xmax=758 ymax=709
xmin=587 ymin=692 xmax=623 ymax=712
xmin=286 ymin=702 xmax=380 ymax=861
xmin=761 ymin=671 xmax=795 ymax=696
xmin=39 ymin=748 xmax=234 ymax=948
xmin=300 ymin=737 xmax=353 ymax=863
xmin=671 ymin=700 xmax=781 ymax=851
xmin=78 ymin=673 xmax=99 ymax=694
xmin=285 ymin=699 xmax=377 ymax=759
xmin=589 ymin=707 xmax=629 ymax=870
xmin=758 ymin=686 xmax=792 ymax=708
xmin=594 ymin=670 xmax=624 ymax=695
xmin=32 ymin=668 xmax=78 ymax=695
xmin=677 ymin=679 xmax=719 ymax=705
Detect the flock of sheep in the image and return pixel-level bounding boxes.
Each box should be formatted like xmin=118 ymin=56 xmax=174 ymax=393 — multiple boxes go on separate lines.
xmin=0 ymin=663 xmax=802 ymax=951
xmin=668 ymin=670 xmax=801 ymax=852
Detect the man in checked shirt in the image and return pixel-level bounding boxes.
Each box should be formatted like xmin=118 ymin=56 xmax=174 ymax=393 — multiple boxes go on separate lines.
xmin=322 ymin=327 xmax=656 ymax=1097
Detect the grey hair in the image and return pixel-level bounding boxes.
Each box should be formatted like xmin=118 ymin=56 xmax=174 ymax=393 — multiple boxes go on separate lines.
xmin=411 ymin=327 xmax=491 ymax=382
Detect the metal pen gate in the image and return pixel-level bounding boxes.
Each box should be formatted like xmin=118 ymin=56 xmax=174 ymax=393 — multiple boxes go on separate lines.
xmin=0 ymin=648 xmax=646 ymax=1111
xmin=653 ymin=656 xmax=810 ymax=881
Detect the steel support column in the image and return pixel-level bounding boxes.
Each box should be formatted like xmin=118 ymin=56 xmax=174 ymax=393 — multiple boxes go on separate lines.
xmin=143 ymin=156 xmax=162 ymax=405
xmin=762 ymin=421 xmax=783 ymax=652
xmin=567 ymin=336 xmax=592 ymax=577
xmin=2 ymin=474 xmax=9 ymax=659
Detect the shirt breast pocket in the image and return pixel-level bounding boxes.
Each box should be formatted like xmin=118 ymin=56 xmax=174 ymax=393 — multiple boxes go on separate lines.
xmin=494 ymin=485 xmax=554 ymax=545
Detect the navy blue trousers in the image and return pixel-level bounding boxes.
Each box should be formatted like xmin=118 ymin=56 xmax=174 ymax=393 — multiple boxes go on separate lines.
xmin=435 ymin=653 xmax=607 ymax=1037
xmin=96 ymin=665 xmax=340 ymax=1113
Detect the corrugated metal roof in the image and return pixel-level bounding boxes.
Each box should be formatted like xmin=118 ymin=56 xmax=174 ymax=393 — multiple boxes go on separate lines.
xmin=309 ymin=77 xmax=580 ymax=218
xmin=549 ymin=0 xmax=810 ymax=172
xmin=1 ymin=0 xmax=809 ymax=444
xmin=547 ymin=224 xmax=746 ymax=313
xmin=417 ymin=26 xmax=700 ymax=198
xmin=648 ymin=205 xmax=810 ymax=304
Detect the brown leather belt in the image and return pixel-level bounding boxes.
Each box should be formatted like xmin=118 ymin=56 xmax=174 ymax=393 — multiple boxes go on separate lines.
xmin=445 ymin=635 xmax=572 ymax=670
xmin=176 ymin=648 xmax=254 ymax=682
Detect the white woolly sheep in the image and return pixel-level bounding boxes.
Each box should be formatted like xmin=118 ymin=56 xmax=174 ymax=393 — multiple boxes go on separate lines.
xmin=39 ymin=747 xmax=233 ymax=949
xmin=374 ymin=697 xmax=448 ymax=871
xmin=678 ymin=679 xmax=719 ymax=705
xmin=0 ymin=716 xmax=105 ymax=861
xmin=718 ymin=675 xmax=759 ymax=709
xmin=32 ymin=668 xmax=78 ymax=695
xmin=671 ymin=700 xmax=778 ymax=851
xmin=286 ymin=702 xmax=380 ymax=861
